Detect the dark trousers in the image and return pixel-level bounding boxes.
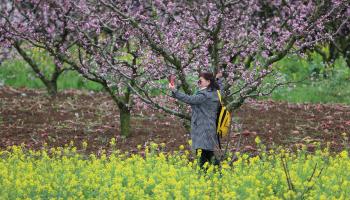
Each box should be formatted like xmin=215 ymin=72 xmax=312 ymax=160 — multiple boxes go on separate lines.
xmin=196 ymin=149 xmax=220 ymax=168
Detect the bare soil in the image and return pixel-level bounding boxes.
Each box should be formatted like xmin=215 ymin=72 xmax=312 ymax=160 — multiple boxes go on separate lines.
xmin=1 ymin=86 xmax=350 ymax=156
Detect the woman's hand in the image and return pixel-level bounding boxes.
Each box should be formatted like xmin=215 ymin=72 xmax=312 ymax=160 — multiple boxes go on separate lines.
xmin=216 ymin=71 xmax=223 ymax=79
xmin=168 ymin=83 xmax=176 ymax=91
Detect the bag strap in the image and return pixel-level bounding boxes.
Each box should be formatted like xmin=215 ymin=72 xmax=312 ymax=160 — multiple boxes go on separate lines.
xmin=217 ymin=90 xmax=223 ymax=106
xmin=216 ymin=90 xmax=223 ymax=150
xmin=217 ymin=134 xmax=222 ymax=149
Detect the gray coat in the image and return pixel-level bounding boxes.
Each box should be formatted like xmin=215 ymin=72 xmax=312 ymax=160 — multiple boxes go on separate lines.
xmin=172 ymin=87 xmax=220 ymax=151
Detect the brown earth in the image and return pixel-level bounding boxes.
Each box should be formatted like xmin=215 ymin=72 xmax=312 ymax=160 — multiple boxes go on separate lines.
xmin=1 ymin=86 xmax=350 ymax=156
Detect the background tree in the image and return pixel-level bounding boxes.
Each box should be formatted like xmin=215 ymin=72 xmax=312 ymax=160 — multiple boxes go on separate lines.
xmin=302 ymin=2 xmax=349 ymax=78
xmin=0 ymin=0 xmax=142 ymax=136
xmin=0 ymin=0 xmax=77 ymax=97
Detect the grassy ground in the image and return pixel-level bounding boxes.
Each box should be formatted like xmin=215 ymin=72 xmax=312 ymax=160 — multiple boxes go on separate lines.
xmin=1 ymin=53 xmax=349 ymax=104
xmin=0 ymin=59 xmax=102 ymax=91
xmin=267 ymin=54 xmax=350 ymax=104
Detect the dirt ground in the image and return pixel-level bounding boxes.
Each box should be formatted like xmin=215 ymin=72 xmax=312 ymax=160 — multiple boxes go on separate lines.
xmin=1 ymin=86 xmax=350 ymax=156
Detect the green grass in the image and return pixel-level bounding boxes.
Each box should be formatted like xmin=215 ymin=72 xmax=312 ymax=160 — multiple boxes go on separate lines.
xmin=1 ymin=52 xmax=349 ymax=104
xmin=266 ymin=53 xmax=350 ymax=104
xmin=0 ymin=59 xmax=102 ymax=91
xmin=269 ymin=80 xmax=350 ymax=104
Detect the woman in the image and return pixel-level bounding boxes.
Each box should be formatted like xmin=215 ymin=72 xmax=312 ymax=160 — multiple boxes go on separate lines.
xmin=168 ymin=72 xmax=223 ymax=168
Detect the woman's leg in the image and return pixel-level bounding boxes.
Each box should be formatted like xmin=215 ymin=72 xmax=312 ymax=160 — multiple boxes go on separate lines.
xmin=204 ymin=150 xmax=220 ymax=166
xmin=196 ymin=149 xmax=206 ymax=168
xmin=197 ymin=149 xmax=217 ymax=168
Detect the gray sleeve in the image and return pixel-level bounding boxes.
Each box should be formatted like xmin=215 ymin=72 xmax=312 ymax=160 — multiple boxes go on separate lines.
xmin=171 ymin=90 xmax=207 ymax=105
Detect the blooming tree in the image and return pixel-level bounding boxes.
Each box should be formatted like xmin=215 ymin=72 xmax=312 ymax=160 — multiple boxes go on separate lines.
xmin=0 ymin=0 xmax=145 ymax=136
xmin=63 ymin=0 xmax=195 ymax=133
xmin=100 ymin=0 xmax=349 ymax=112
xmin=293 ymin=2 xmax=350 ymax=77
xmin=1 ymin=0 xmax=349 ymax=137
xmin=0 ymin=0 xmax=78 ymax=97
xmin=308 ymin=5 xmax=350 ymax=71
xmin=59 ymin=1 xmax=146 ymax=136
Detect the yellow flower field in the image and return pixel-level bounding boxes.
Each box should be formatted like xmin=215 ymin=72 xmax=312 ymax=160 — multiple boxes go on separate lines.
xmin=0 ymin=144 xmax=349 ymax=199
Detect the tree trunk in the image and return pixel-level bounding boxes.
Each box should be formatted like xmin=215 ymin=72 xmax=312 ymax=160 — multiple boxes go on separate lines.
xmin=345 ymin=53 xmax=350 ymax=70
xmin=119 ymin=106 xmax=131 ymax=137
xmin=46 ymin=81 xmax=58 ymax=98
xmin=14 ymin=41 xmax=59 ymax=98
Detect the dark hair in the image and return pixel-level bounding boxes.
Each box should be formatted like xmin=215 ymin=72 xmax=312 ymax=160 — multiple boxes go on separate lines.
xmin=199 ymin=72 xmax=220 ymax=91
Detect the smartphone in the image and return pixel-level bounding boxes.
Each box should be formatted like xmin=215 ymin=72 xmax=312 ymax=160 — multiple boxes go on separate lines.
xmin=168 ymin=74 xmax=176 ymax=86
